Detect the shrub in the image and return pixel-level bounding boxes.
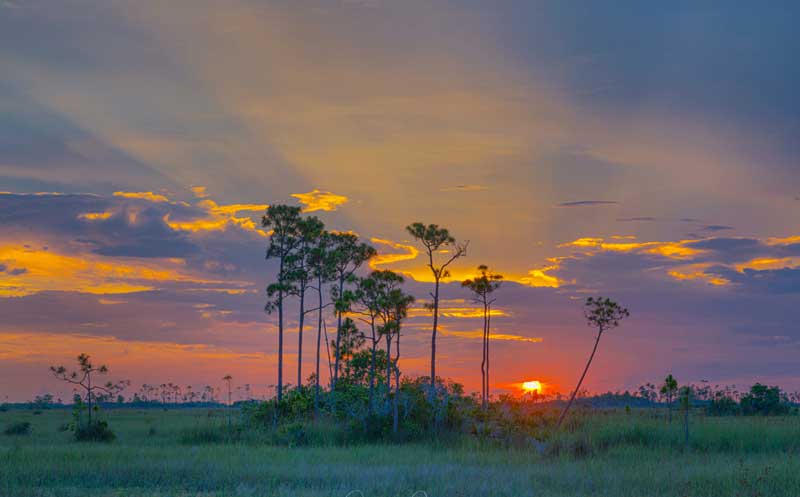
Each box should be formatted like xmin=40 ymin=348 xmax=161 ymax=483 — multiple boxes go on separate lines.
xmin=740 ymin=384 xmax=790 ymax=416
xmin=706 ymin=394 xmax=739 ymax=416
xmin=74 ymin=421 xmax=115 ymax=442
xmin=4 ymin=421 xmax=31 ymax=436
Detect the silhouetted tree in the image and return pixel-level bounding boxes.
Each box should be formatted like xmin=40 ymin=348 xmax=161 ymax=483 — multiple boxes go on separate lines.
xmin=286 ymin=216 xmax=325 ymax=388
xmin=462 ymin=265 xmax=503 ymax=410
xmin=740 ymin=383 xmax=790 ymax=415
xmin=680 ymin=385 xmax=692 ymax=448
xmin=356 ymin=269 xmax=405 ymax=412
xmin=308 ymin=231 xmax=336 ymax=415
xmin=223 ymin=375 xmax=233 ymax=406
xmin=375 ymin=283 xmax=415 ymax=433
xmin=661 ymin=374 xmax=678 ymax=423
xmin=406 ymin=222 xmax=468 ymax=394
xmin=327 ymin=232 xmax=376 ymax=391
xmin=50 ymin=354 xmax=127 ymax=426
xmin=263 ymin=204 xmax=302 ymax=401
xmin=331 ymin=317 xmax=365 ymax=382
xmin=556 ymin=297 xmax=629 ymax=430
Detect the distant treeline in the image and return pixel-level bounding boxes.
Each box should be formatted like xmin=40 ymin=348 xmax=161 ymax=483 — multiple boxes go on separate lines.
xmin=7 ymin=381 xmax=795 ymax=417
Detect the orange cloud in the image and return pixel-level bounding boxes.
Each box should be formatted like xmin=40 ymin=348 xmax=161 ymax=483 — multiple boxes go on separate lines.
xmin=78 ymin=211 xmax=114 ymax=221
xmin=369 ymin=238 xmax=419 ymax=268
xmin=0 ymin=245 xmax=246 ymax=297
xmin=291 ymin=189 xmax=349 ymax=212
xmin=439 ymin=327 xmax=543 ymax=343
xmin=562 ymin=237 xmax=705 ymax=260
xmin=113 ymin=191 xmax=170 ymax=203
xmin=668 ymin=267 xmax=729 ymax=286
xmin=191 ymin=186 xmax=209 ymax=198
xmin=164 ymin=199 xmax=268 ymax=236
xmin=517 ymin=265 xmax=562 ymax=288
xmin=735 ymin=257 xmax=800 ymax=271
xmin=0 ymin=332 xmax=273 ymax=369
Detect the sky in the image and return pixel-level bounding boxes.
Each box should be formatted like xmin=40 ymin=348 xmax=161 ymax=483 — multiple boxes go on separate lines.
xmin=1 ymin=0 xmax=798 ymax=402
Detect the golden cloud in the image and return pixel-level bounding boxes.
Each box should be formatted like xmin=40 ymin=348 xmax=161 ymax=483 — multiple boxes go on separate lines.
xmin=78 ymin=211 xmax=114 ymax=221
xmin=164 ymin=198 xmax=268 ymax=237
xmin=667 ymin=268 xmax=729 ymax=286
xmin=113 ymin=191 xmax=170 ymax=203
xmin=439 ymin=327 xmax=543 ymax=343
xmin=562 ymin=237 xmax=705 ymax=260
xmin=0 ymin=332 xmax=272 ymax=365
xmin=735 ymin=257 xmax=800 ymax=271
xmin=0 ymin=245 xmax=246 ymax=297
xmin=407 ymin=306 xmax=510 ymax=319
xmin=291 ymin=189 xmax=349 ymax=212
xmin=191 ymin=186 xmax=209 ymax=198
xmin=369 ymin=238 xmax=419 ymax=268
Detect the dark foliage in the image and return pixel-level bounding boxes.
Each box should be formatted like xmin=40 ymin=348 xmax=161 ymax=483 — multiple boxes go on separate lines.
xmin=740 ymin=384 xmax=791 ymax=416
xmin=74 ymin=420 xmax=116 ymax=442
xmin=4 ymin=421 xmax=31 ymax=436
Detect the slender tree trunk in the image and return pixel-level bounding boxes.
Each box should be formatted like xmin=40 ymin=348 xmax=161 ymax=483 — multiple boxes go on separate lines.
xmin=368 ymin=319 xmax=377 ymax=415
xmin=486 ymin=302 xmax=492 ymax=408
xmin=86 ymin=376 xmax=92 ymax=425
xmin=668 ymin=396 xmax=672 ymax=423
xmin=684 ymin=399 xmax=689 ymax=448
xmin=430 ymin=277 xmax=440 ymax=395
xmin=480 ymin=301 xmax=487 ymax=410
xmin=297 ymin=286 xmax=305 ymax=388
xmin=393 ymin=330 xmax=400 ymax=434
xmin=385 ymin=334 xmax=392 ymax=412
xmin=314 ymin=281 xmax=323 ymax=416
xmin=556 ymin=328 xmax=604 ymax=430
xmin=332 ymin=278 xmax=344 ymax=390
xmin=277 ymin=256 xmax=285 ymax=402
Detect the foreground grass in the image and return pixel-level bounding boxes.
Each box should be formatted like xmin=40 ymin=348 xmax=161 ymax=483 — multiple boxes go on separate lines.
xmin=2 ymin=408 xmax=799 ymax=496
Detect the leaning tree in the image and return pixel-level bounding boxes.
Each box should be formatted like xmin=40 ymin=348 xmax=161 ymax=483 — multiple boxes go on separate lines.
xmin=406 ymin=222 xmax=467 ymax=394
xmin=556 ymin=297 xmax=629 ymax=430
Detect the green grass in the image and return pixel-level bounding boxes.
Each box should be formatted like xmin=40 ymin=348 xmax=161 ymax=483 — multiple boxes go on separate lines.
xmin=2 ymin=407 xmax=799 ymax=496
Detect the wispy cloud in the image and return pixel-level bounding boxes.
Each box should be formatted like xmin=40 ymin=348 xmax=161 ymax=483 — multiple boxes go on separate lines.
xmin=617 ymin=217 xmax=656 ymax=222
xmin=440 ymin=185 xmax=489 ymax=192
xmin=557 ymin=200 xmax=618 ymax=207
xmin=113 ymin=191 xmax=170 ymax=203
xmin=702 ymin=224 xmax=734 ymax=232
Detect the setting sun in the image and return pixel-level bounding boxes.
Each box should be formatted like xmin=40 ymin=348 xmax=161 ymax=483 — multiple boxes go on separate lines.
xmin=522 ymin=380 xmax=543 ymax=393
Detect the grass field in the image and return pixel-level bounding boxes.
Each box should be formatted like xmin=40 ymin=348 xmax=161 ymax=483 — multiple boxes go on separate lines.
xmin=2 ymin=407 xmax=800 ymax=496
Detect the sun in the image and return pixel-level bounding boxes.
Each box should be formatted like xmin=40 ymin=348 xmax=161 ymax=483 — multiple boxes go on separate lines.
xmin=522 ymin=380 xmax=543 ymax=393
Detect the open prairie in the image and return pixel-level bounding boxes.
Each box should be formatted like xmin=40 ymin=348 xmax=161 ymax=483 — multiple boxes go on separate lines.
xmin=2 ymin=408 xmax=800 ymax=497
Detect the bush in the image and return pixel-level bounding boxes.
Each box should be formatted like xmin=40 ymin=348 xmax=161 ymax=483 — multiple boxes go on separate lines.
xmin=4 ymin=421 xmax=31 ymax=436
xmin=74 ymin=421 xmax=115 ymax=442
xmin=740 ymin=384 xmax=790 ymax=416
xmin=706 ymin=395 xmax=739 ymax=416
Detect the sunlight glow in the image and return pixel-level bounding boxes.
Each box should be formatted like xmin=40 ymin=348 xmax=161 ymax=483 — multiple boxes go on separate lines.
xmin=522 ymin=380 xmax=543 ymax=393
